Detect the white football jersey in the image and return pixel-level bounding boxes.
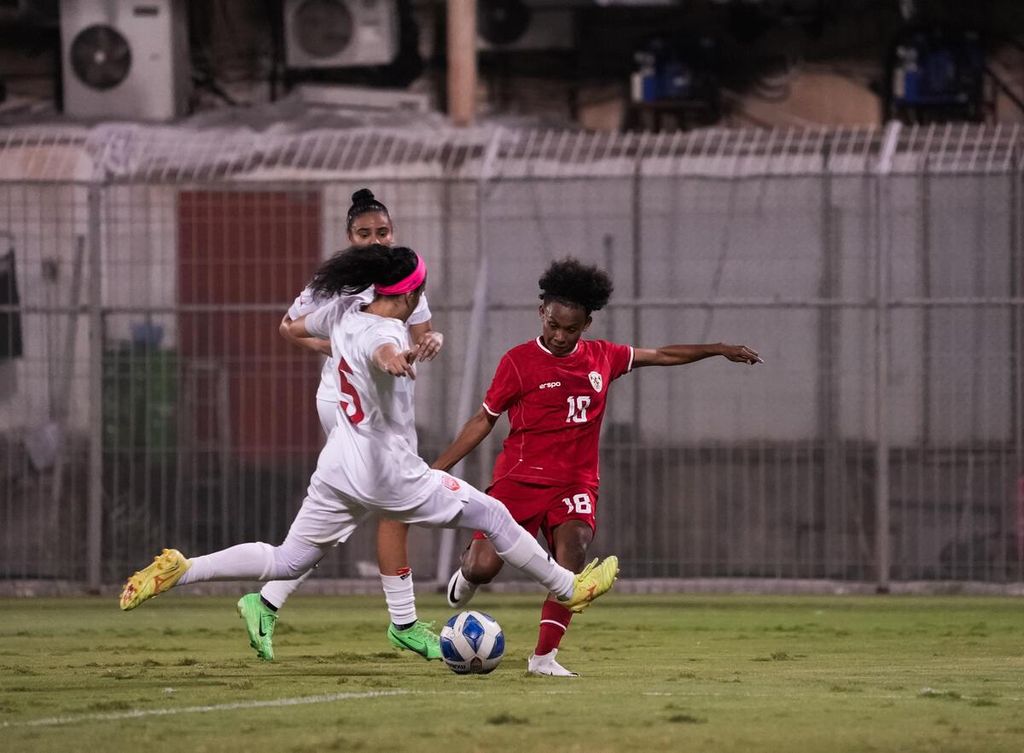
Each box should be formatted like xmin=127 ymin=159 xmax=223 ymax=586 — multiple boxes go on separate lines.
xmin=289 ymin=285 xmax=432 ymax=404
xmin=304 ymin=299 xmax=434 ymax=508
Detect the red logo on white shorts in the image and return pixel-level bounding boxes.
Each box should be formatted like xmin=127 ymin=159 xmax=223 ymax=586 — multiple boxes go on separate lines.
xmin=441 ymin=475 xmax=461 ymax=492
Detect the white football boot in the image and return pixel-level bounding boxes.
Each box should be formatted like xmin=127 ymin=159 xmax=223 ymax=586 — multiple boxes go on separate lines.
xmin=527 ymin=649 xmax=579 ymax=677
xmin=446 ymin=568 xmax=478 ymax=608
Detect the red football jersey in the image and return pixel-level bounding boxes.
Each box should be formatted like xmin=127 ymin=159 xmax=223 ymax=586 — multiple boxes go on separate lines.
xmin=483 ymin=337 xmax=634 ymax=487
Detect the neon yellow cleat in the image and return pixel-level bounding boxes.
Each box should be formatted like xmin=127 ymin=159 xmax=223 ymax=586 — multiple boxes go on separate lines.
xmin=119 ymin=548 xmax=190 ymax=611
xmin=560 ymin=556 xmax=619 ymax=614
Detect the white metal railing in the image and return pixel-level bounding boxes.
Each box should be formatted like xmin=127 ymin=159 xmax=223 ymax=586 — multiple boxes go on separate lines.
xmin=1 ymin=123 xmax=1021 ymax=185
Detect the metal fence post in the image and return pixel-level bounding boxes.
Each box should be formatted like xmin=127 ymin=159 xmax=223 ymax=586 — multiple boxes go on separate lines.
xmin=86 ymin=185 xmax=104 ymax=591
xmin=818 ymin=137 xmax=841 ymax=579
xmin=433 ymin=128 xmax=503 ymax=584
xmin=630 ymin=138 xmax=644 ymax=426
xmin=1012 ymin=147 xmax=1024 ymax=581
xmin=874 ymin=122 xmax=901 ymax=592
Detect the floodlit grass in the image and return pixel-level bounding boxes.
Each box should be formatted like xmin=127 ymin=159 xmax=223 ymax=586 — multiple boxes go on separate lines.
xmin=1 ymin=593 xmax=1023 ymax=752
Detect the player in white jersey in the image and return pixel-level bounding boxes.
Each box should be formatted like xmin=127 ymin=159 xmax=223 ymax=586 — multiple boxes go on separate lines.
xmin=119 ymin=245 xmax=620 ymax=636
xmin=236 ymin=189 xmax=444 ymax=662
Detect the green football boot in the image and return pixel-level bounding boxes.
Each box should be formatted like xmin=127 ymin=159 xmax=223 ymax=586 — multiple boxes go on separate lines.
xmin=237 ymin=593 xmax=278 ymax=661
xmin=387 ymin=620 xmax=442 ymax=661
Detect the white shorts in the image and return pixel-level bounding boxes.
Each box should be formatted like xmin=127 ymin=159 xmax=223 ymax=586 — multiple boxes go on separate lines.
xmin=316 ymin=399 xmax=338 ymax=437
xmin=288 ymin=468 xmax=484 ymax=546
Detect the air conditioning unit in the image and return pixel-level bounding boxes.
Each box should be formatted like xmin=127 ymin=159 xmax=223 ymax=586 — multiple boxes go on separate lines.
xmin=59 ymin=0 xmax=191 ymax=121
xmin=284 ymin=0 xmax=399 ymax=68
xmin=477 ymin=2 xmax=573 ymax=51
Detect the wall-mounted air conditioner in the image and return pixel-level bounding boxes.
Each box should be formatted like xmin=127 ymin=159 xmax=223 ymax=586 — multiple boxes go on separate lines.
xmin=478 ymin=1 xmax=574 ymax=51
xmin=284 ymin=0 xmax=399 ymax=68
xmin=60 ymin=0 xmax=191 ymax=121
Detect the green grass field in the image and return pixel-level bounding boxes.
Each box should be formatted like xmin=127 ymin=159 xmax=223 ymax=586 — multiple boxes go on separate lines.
xmin=1 ymin=593 xmax=1023 ymax=752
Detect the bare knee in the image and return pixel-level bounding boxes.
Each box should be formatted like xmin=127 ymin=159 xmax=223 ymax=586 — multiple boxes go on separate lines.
xmin=461 ymin=539 xmax=503 ymax=584
xmin=553 ymin=521 xmax=594 ymax=573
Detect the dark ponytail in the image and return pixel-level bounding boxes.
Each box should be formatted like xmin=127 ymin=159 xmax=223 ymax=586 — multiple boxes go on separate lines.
xmin=310 ymin=244 xmax=418 ymax=298
xmin=346 ymin=188 xmax=390 ymax=230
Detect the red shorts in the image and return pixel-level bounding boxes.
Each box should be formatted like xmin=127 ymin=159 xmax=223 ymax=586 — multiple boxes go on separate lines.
xmin=473 ymin=477 xmax=599 ymax=551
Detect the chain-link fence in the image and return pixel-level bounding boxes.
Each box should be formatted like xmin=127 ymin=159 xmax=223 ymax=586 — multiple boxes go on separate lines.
xmin=0 ymin=123 xmax=1021 ymax=592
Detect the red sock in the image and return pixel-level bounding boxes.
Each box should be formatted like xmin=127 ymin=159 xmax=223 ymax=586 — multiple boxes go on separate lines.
xmin=535 ymin=599 xmax=573 ymax=656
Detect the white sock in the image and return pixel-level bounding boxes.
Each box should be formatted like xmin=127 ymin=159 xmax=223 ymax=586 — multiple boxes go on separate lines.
xmin=177 ymin=540 xmax=323 ymax=585
xmin=260 ymin=569 xmax=314 ymax=611
xmin=493 ymin=530 xmax=574 ymax=599
xmin=178 ymin=543 xmax=275 ymax=585
xmin=380 ymin=571 xmax=417 ymax=627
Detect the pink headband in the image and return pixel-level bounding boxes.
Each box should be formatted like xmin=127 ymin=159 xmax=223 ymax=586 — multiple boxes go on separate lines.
xmin=375 ymin=253 xmax=426 ymax=296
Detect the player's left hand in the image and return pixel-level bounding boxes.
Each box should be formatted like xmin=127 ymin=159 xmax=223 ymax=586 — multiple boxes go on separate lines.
xmin=416 ymin=331 xmax=444 ymax=362
xmin=722 ymin=344 xmax=763 ymax=365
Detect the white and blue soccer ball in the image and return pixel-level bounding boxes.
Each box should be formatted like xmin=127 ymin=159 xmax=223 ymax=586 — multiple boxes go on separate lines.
xmin=439 ymin=610 xmax=505 ymax=675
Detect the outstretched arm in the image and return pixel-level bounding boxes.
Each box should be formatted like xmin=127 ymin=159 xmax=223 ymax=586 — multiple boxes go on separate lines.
xmin=431 ymin=407 xmax=499 ymax=472
xmin=288 ymin=312 xmax=417 ymax=377
xmin=632 ymin=342 xmax=762 ymax=368
xmin=409 ymin=320 xmax=444 ymax=362
xmin=279 ymin=313 xmax=332 ymax=356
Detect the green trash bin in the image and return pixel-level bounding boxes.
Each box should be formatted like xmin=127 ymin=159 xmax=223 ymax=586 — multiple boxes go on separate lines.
xmin=102 ymin=348 xmax=178 ymax=455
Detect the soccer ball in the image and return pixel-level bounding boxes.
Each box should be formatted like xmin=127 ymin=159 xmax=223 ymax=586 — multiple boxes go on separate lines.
xmin=439 ymin=610 xmax=505 ymax=674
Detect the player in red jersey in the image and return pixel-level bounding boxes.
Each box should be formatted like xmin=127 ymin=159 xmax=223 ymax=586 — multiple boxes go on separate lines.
xmin=432 ymin=257 xmax=761 ymax=676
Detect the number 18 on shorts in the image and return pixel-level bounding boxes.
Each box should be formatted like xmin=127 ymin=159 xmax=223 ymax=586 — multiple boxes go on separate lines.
xmin=475 ymin=478 xmax=599 ymax=551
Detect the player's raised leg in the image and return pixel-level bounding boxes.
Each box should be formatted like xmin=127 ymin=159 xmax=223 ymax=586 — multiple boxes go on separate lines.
xmin=447 ymin=479 xmax=550 ymax=609
xmin=120 ymin=475 xmax=365 ymax=612
xmin=441 ymin=477 xmax=618 ymax=612
xmin=120 ymin=537 xmax=325 ymax=611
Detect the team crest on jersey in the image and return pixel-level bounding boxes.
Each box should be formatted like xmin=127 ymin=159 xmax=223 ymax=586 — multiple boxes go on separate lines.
xmin=588 ymin=371 xmax=603 ymax=392
xmin=442 ymin=475 xmax=461 ymax=492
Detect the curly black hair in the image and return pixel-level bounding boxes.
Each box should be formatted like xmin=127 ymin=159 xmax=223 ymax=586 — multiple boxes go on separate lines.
xmin=538 ymin=257 xmax=613 ymax=314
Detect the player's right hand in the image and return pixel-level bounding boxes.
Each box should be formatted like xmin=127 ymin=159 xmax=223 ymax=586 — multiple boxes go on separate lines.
xmin=375 ymin=344 xmax=418 ymax=378
xmin=391 ymin=348 xmax=419 ymax=379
